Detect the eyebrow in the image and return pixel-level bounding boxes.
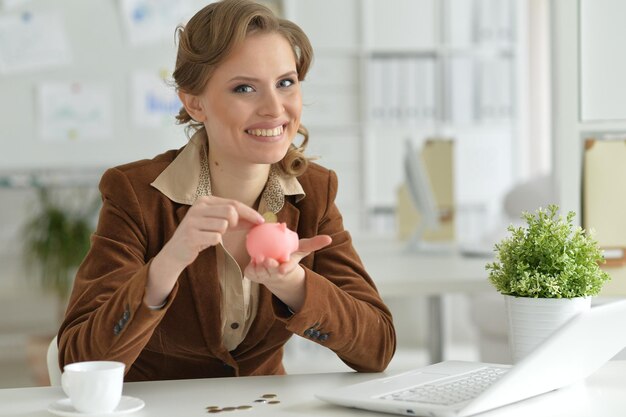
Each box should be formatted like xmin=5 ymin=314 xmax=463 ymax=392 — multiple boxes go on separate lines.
xmin=228 ymin=70 xmax=298 ymax=83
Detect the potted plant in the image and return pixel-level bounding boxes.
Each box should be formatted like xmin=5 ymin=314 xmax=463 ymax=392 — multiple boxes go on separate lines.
xmin=21 ymin=185 xmax=99 ymax=384
xmin=486 ymin=204 xmax=610 ymax=362
xmin=22 ymin=186 xmax=98 ymax=309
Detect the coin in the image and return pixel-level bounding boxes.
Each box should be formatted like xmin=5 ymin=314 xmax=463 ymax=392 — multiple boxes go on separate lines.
xmin=237 ymin=405 xmax=252 ymax=410
xmin=221 ymin=407 xmax=236 ymax=411
xmin=207 ymin=409 xmax=222 ymax=413
xmin=262 ymin=212 xmax=277 ymax=223
xmin=268 ymin=400 xmax=281 ymax=404
xmin=261 ymin=394 xmax=277 ymax=398
xmin=206 ymin=406 xmax=219 ymax=410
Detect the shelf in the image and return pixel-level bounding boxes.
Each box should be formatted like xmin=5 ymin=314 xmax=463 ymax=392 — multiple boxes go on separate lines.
xmin=364 ymin=49 xmax=439 ymax=58
xmin=437 ymin=46 xmax=516 ymax=59
xmin=362 ymin=122 xmax=514 ymax=132
xmin=362 ymin=47 xmax=515 ymax=59
xmin=0 ymin=168 xmax=104 ymax=189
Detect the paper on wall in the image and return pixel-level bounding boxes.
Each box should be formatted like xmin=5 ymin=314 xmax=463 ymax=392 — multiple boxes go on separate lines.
xmin=0 ymin=12 xmax=71 ymax=74
xmin=131 ymin=69 xmax=181 ymax=128
xmin=118 ymin=0 xmax=197 ymax=46
xmin=37 ymin=82 xmax=113 ymax=142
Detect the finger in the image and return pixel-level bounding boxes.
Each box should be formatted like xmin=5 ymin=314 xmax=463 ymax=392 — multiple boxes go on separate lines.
xmin=231 ymin=216 xmax=264 ymax=232
xmin=276 ymin=235 xmax=332 ymax=273
xmin=188 ymin=217 xmax=229 ymax=234
xmin=297 ymin=235 xmax=332 ymax=253
xmin=195 ymin=229 xmax=224 ymax=247
xmin=278 ymin=260 xmax=298 ymax=275
xmin=262 ymin=258 xmax=280 ymax=271
xmin=192 ymin=204 xmax=239 ymax=228
xmin=235 ymin=206 xmax=265 ymax=229
xmin=197 ymin=197 xmax=265 ymax=229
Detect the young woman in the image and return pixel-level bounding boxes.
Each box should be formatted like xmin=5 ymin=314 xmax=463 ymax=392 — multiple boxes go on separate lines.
xmin=58 ymin=0 xmax=396 ymax=381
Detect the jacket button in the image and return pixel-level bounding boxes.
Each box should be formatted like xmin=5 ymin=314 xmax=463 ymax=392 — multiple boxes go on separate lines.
xmin=319 ymin=333 xmax=329 ymax=342
xmin=230 ymin=322 xmax=240 ymax=330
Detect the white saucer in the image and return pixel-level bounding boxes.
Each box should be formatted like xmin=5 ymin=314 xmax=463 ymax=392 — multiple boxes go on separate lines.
xmin=47 ymin=396 xmax=145 ymax=417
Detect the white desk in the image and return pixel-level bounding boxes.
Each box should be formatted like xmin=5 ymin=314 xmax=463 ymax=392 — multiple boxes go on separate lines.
xmin=353 ymin=236 xmax=493 ymax=363
xmin=1 ymin=361 xmax=625 ymax=416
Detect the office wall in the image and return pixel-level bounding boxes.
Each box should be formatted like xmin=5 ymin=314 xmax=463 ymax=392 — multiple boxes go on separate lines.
xmin=579 ymin=0 xmax=626 ymax=122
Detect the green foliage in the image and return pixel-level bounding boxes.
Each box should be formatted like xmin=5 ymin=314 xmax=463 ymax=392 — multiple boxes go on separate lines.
xmin=486 ymin=204 xmax=610 ymax=298
xmin=22 ymin=187 xmax=99 ymax=301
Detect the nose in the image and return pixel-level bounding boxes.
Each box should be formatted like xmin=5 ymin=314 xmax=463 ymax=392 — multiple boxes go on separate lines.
xmin=258 ymin=89 xmax=284 ymax=117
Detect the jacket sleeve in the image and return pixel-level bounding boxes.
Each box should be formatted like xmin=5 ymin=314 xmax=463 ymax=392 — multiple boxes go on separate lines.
xmin=57 ymin=168 xmax=179 ymax=373
xmin=274 ymin=170 xmax=397 ymax=372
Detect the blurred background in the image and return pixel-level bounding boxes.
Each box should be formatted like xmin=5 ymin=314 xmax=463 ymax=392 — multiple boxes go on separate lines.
xmin=1 ymin=0 xmax=625 ymax=387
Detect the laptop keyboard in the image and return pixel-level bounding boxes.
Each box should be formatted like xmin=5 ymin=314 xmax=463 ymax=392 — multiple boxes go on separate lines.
xmin=379 ymin=367 xmax=508 ymax=406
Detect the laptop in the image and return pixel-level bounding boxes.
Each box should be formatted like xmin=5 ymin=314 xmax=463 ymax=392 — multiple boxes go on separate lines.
xmin=316 ymin=299 xmax=626 ymax=417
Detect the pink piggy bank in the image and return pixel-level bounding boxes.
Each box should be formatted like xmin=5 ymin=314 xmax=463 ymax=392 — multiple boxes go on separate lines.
xmin=246 ymin=222 xmax=299 ymax=263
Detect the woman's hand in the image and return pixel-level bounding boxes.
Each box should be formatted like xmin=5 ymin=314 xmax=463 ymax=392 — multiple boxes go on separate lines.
xmin=244 ymin=234 xmax=332 ymax=312
xmin=145 ymin=196 xmax=264 ymax=307
xmin=161 ymin=196 xmax=265 ymax=269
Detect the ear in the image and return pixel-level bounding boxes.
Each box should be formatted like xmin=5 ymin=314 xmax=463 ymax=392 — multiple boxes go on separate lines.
xmin=178 ymin=91 xmax=206 ymax=122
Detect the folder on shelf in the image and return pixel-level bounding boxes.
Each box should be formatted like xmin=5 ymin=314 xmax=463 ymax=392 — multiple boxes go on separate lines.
xmin=582 ymin=138 xmax=626 ymax=294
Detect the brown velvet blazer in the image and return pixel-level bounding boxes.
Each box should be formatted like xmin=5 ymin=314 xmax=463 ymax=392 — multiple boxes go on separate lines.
xmin=58 ymin=145 xmax=396 ymax=382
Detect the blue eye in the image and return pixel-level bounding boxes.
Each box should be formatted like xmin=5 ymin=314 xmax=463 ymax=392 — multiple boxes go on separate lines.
xmin=278 ymin=78 xmax=295 ymax=88
xmin=233 ymin=84 xmax=254 ymax=93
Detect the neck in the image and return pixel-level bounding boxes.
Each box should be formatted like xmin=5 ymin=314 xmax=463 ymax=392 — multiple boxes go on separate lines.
xmin=209 ymin=157 xmax=270 ymax=209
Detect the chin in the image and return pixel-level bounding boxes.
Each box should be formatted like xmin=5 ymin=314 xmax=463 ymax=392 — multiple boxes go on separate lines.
xmin=256 ymin=151 xmax=288 ymax=166
xmin=256 ymin=142 xmax=292 ymax=165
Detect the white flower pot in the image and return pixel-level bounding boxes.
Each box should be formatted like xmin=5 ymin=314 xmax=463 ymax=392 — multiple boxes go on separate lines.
xmin=504 ymin=295 xmax=591 ymax=363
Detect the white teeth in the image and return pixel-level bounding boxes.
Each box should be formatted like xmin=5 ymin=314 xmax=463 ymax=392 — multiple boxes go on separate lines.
xmin=247 ymin=125 xmax=283 ymax=137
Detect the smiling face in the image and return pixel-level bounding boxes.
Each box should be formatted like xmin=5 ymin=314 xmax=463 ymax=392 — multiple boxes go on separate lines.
xmin=182 ymin=32 xmax=302 ymax=169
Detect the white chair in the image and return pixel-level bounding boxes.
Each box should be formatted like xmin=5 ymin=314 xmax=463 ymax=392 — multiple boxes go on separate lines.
xmin=47 ymin=336 xmax=61 ymax=386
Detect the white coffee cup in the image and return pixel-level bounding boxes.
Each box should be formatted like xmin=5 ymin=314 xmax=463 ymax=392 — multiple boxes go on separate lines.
xmin=61 ymin=361 xmax=125 ymax=413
